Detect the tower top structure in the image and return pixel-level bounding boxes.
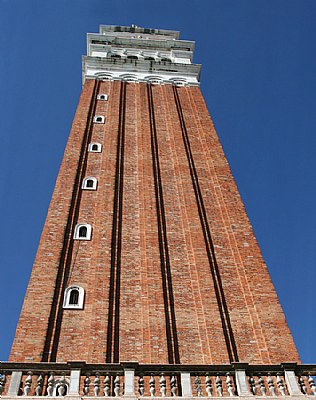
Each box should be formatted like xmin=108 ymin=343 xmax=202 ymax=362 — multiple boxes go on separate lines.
xmin=83 ymin=24 xmax=200 ymax=85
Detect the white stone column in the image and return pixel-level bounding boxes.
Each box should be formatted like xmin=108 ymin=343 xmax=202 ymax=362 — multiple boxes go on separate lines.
xmin=124 ymin=368 xmax=135 ymax=396
xmin=7 ymin=371 xmax=22 ymax=396
xmin=181 ymin=372 xmax=192 ymax=397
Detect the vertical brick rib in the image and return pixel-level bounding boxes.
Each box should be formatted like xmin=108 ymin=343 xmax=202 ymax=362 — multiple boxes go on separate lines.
xmin=147 ymin=84 xmax=180 ymax=364
xmin=173 ymin=86 xmax=238 ymax=363
xmin=42 ymin=79 xmax=100 ymax=362
xmin=106 ymin=81 xmax=126 ymax=363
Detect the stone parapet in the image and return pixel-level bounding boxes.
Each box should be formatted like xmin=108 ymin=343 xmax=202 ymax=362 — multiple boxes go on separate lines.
xmin=0 ymin=362 xmax=315 ymax=398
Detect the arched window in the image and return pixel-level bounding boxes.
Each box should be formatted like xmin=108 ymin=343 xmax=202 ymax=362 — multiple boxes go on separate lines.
xmin=79 ymin=226 xmax=87 ymax=238
xmin=74 ymin=224 xmax=92 ymax=240
xmin=63 ymin=286 xmax=85 ymax=309
xmin=82 ymin=176 xmax=98 ymax=190
xmin=110 ymin=54 xmax=121 ymax=59
xmin=88 ymin=143 xmax=102 ymax=153
xmin=144 ymin=57 xmax=155 ymax=61
xmin=127 ymin=55 xmax=138 ymax=60
xmin=93 ymin=115 xmax=105 ymax=124
xmin=97 ymin=94 xmax=108 ymax=101
xmin=69 ymin=288 xmax=79 ymax=305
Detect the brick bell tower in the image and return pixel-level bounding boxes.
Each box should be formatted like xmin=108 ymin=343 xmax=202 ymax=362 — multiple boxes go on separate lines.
xmin=3 ymin=25 xmax=315 ymax=399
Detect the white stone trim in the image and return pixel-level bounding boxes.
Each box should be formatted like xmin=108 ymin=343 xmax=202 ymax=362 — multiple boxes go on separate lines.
xmin=97 ymin=93 xmax=108 ymax=100
xmin=85 ymin=68 xmax=199 ymax=85
xmin=73 ymin=223 xmax=92 ymax=240
xmin=93 ymin=115 xmax=105 ymax=124
xmin=63 ymin=286 xmax=85 ymax=309
xmin=82 ymin=176 xmax=98 ymax=190
xmin=88 ymin=142 xmax=102 ymax=153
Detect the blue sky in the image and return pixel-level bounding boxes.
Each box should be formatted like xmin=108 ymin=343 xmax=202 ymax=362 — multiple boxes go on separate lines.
xmin=1 ymin=0 xmax=315 ymax=363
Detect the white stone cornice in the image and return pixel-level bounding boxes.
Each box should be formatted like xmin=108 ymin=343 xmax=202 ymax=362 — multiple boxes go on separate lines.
xmin=82 ymin=56 xmax=201 ymax=86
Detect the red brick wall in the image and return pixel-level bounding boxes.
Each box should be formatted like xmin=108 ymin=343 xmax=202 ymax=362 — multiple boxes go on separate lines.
xmin=10 ymin=80 xmax=300 ymax=365
xmin=10 ymin=79 xmax=97 ymax=362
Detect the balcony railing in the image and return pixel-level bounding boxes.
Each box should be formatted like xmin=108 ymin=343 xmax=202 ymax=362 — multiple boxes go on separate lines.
xmin=0 ymin=362 xmax=315 ymax=397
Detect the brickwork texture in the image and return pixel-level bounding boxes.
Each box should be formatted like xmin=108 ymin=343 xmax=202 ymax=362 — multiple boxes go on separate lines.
xmin=10 ymin=80 xmax=300 ymax=365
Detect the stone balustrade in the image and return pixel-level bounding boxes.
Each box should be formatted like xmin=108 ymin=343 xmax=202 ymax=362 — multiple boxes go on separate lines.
xmin=0 ymin=362 xmax=315 ymax=398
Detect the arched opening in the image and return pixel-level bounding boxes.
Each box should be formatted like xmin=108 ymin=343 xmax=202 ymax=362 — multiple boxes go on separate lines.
xmin=69 ymin=289 xmax=79 ymax=305
xmin=79 ymin=226 xmax=87 ymax=238
xmin=144 ymin=57 xmax=155 ymax=61
xmin=92 ymin=144 xmax=98 ymax=151
xmin=86 ymin=179 xmax=94 ymax=188
xmin=63 ymin=286 xmax=85 ymax=309
xmin=127 ymin=55 xmax=138 ymax=60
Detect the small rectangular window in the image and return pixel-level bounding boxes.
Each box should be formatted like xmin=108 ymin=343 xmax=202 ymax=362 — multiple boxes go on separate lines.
xmin=97 ymin=94 xmax=108 ymax=101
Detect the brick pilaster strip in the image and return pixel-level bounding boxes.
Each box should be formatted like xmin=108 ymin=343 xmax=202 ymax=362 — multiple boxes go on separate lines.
xmin=106 ymin=81 xmax=126 ymax=363
xmin=41 ymin=79 xmax=100 ymax=362
xmin=173 ymin=85 xmax=238 ymax=363
xmin=147 ymin=83 xmax=180 ymax=365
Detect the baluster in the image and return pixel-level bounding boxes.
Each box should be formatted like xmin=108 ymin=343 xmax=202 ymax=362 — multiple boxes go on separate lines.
xmin=160 ymin=373 xmax=166 ymax=397
xmin=24 ymin=372 xmax=33 ymax=396
xmin=308 ymin=374 xmax=316 ymax=395
xmin=298 ymin=376 xmax=307 ymax=394
xmin=47 ymin=372 xmax=55 ymax=397
xmin=249 ymin=374 xmax=256 ymax=395
xmin=267 ymin=374 xmax=276 ymax=396
xmin=149 ymin=374 xmax=156 ymax=397
xmin=216 ymin=374 xmax=223 ymax=397
xmin=194 ymin=376 xmax=202 ymax=397
xmin=258 ymin=374 xmax=266 ymax=396
xmin=114 ymin=375 xmax=120 ymax=397
xmin=35 ymin=374 xmax=43 ymax=396
xmin=104 ymin=375 xmax=110 ymax=397
xmin=138 ymin=375 xmax=144 ymax=396
xmin=276 ymin=373 xmax=285 ymax=396
xmin=58 ymin=374 xmax=67 ymax=396
xmin=84 ymin=374 xmax=91 ymax=396
xmin=170 ymin=375 xmax=177 ymax=397
xmin=0 ymin=373 xmax=6 ymax=395
xmin=226 ymin=373 xmax=234 ymax=397
xmin=205 ymin=374 xmax=213 ymax=397
xmin=94 ymin=373 xmax=100 ymax=396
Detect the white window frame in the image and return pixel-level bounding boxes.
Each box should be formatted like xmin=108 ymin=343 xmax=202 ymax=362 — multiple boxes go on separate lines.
xmin=82 ymin=177 xmax=98 ymax=190
xmin=63 ymin=286 xmax=85 ymax=309
xmin=97 ymin=93 xmax=108 ymax=100
xmin=93 ymin=115 xmax=105 ymax=124
xmin=88 ymin=143 xmax=102 ymax=153
xmin=73 ymin=223 xmax=92 ymax=240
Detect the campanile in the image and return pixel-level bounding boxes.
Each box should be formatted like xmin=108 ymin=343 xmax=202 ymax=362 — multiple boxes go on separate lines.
xmin=3 ymin=25 xmax=314 ymax=399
